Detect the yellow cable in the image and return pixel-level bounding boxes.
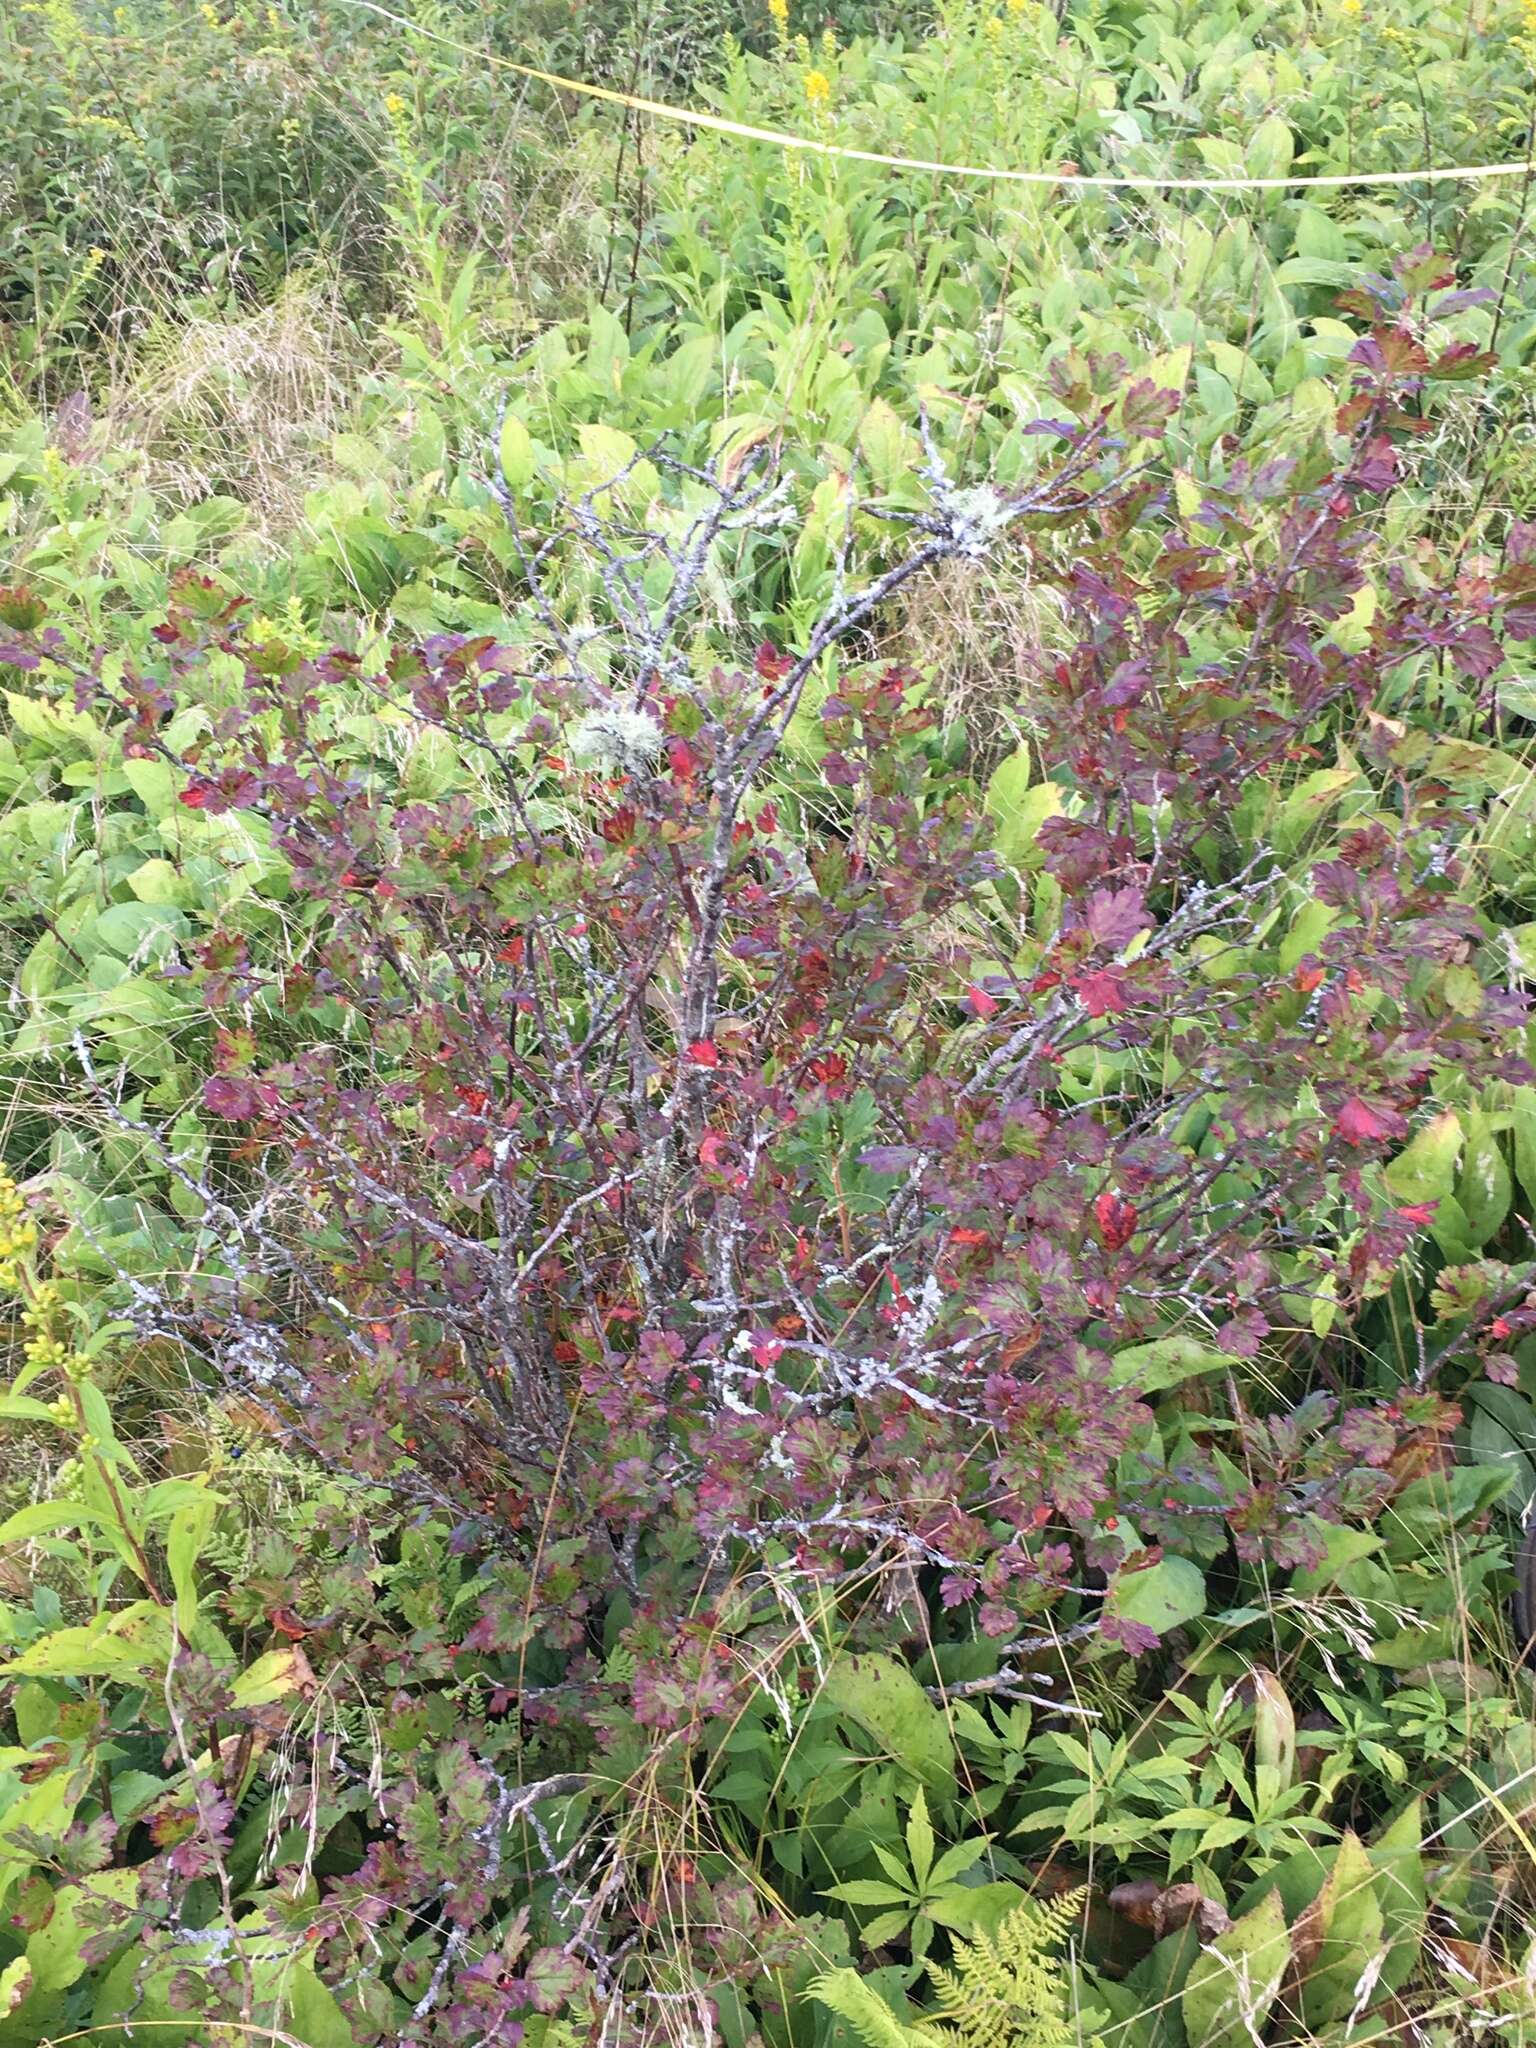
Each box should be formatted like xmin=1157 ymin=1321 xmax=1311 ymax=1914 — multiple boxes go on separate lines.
xmin=348 ymin=0 xmax=1536 ymax=193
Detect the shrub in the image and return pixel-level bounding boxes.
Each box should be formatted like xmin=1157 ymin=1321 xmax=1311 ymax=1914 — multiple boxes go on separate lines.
xmin=0 ymin=251 xmax=1527 ymax=2038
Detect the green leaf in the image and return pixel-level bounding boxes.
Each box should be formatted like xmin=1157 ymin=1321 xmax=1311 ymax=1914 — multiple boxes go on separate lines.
xmin=94 ymin=901 xmax=188 ymax=960
xmin=928 ymin=1835 xmax=989 ymax=1887
xmin=1297 ymin=1829 xmax=1386 ymax=2028
xmin=0 ymin=1957 xmax=32 ymax=2020
xmin=25 ymin=1867 xmax=139 ymax=1992
xmin=1368 ymin=1799 xmax=1426 ymax=1994
xmin=0 ymin=1502 xmax=110 ymax=1544
xmin=167 ymin=1495 xmax=215 ymax=1634
xmin=1206 ymin=342 xmax=1272 ymax=404
xmin=497 ymin=413 xmax=535 ymax=492
xmin=1384 ymin=1110 xmax=1463 ymax=1206
xmin=1456 ymin=1107 xmax=1511 ymax=1246
xmin=109 ymin=1768 xmax=169 ymax=1822
xmin=0 ymin=1604 xmax=172 ymax=1683
xmin=1245 ymin=114 xmax=1295 ymax=183
xmin=905 ymin=1785 xmax=934 ymax=1887
xmin=1109 ymin=1338 xmax=1237 ymax=1394
xmin=925 ymin=1880 xmax=1024 ymax=1936
xmin=1181 ymin=1889 xmax=1288 ymax=2048
xmin=1105 ymin=1555 xmax=1207 ymax=1639
xmin=1514 ymin=1087 xmax=1536 ymax=1213
xmin=284 ymin=1961 xmax=358 ymax=2047
xmin=228 ymin=1646 xmax=312 ymax=1708
xmin=1463 ymin=1383 xmax=1536 ymax=1514
xmin=825 ymin=1880 xmax=913 ymax=1907
xmin=820 ymin=1652 xmax=956 ymax=1797
xmin=857 ymin=398 xmax=916 ymax=493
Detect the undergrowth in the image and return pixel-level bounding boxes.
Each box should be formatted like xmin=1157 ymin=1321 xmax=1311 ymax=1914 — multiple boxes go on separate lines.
xmin=2 ymin=1 xmax=1536 ymax=2046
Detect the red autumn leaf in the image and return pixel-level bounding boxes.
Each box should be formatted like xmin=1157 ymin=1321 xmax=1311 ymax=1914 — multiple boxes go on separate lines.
xmin=1396 ymin=1201 xmax=1438 ymax=1227
xmin=698 ymin=1130 xmax=730 ymax=1167
xmin=1093 ymin=1191 xmax=1138 ymax=1251
xmin=1071 ymin=966 xmax=1130 ymax=1016
xmin=1334 ymin=1096 xmax=1403 ymax=1146
xmin=686 ymin=1039 xmax=720 ymax=1067
xmin=754 ymin=641 xmax=793 ymax=680
xmin=666 ymin=737 xmax=697 ymax=780
xmin=178 ymin=784 xmax=212 ymax=809
xmin=967 ymin=984 xmax=999 ymax=1018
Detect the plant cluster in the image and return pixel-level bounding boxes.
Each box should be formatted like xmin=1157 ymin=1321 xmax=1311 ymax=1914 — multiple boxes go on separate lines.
xmin=4 ymin=1 xmax=1536 ymax=2045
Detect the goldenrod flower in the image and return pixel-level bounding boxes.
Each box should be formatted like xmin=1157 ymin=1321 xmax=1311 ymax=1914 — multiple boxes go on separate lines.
xmin=803 ymin=67 xmax=831 ymax=105
xmin=984 ymin=12 xmax=1004 ymax=36
xmin=1339 ymin=0 xmax=1360 ymax=13
xmin=767 ymin=0 xmax=788 ymax=29
xmin=385 ymin=90 xmax=406 ymax=115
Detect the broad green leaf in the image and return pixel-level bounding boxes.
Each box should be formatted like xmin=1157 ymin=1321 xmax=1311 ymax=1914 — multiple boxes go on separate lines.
xmin=820 ymin=1652 xmax=956 ymax=1797
xmin=25 ymin=1867 xmax=139 ymax=1992
xmin=0 ymin=1603 xmax=172 ymax=1684
xmin=228 ymin=1646 xmax=312 ymax=1709
xmin=1297 ymin=1829 xmax=1386 ymax=2027
xmin=497 ymin=413 xmax=534 ymax=492
xmin=1463 ymin=1383 xmax=1536 ymax=1514
xmin=0 ymin=1501 xmax=111 ymax=1544
xmin=1245 ymin=114 xmax=1295 ymax=183
xmin=1182 ymin=1889 xmax=1288 ymax=2048
xmin=0 ymin=1957 xmax=32 ymax=2019
xmin=284 ymin=1962 xmax=357 ymax=2048
xmin=1105 ymin=1555 xmax=1207 ymax=1638
xmin=824 ymin=1879 xmax=912 ymax=1907
xmin=857 ymin=398 xmax=916 ymax=493
xmin=1206 ymin=342 xmax=1272 ymax=404
xmin=1368 ymin=1799 xmax=1426 ymax=1993
xmin=1384 ymin=1111 xmax=1463 ymax=1206
xmin=1109 ymin=1338 xmax=1237 ymax=1394
xmin=1456 ymin=1107 xmax=1511 ymax=1246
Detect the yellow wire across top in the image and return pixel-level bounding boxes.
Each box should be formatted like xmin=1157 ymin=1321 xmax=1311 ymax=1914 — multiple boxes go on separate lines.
xmin=348 ymin=0 xmax=1535 ymax=193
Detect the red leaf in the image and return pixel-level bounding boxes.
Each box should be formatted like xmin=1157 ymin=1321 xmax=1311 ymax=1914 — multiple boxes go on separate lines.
xmin=967 ymin=984 xmax=999 ymax=1019
xmin=1071 ymin=967 xmax=1129 ymax=1016
xmin=1093 ymin=1191 xmax=1138 ymax=1251
xmin=686 ymin=1040 xmax=720 ymax=1067
xmin=1334 ymin=1096 xmax=1404 ymax=1146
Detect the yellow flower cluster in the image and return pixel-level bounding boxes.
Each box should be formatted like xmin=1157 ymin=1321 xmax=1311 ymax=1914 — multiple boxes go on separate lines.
xmin=767 ymin=0 xmax=788 ymax=31
xmin=803 ymin=67 xmax=831 ymax=105
xmin=0 ymin=1173 xmax=37 ymax=1290
xmin=19 ymin=1281 xmax=89 ymax=1386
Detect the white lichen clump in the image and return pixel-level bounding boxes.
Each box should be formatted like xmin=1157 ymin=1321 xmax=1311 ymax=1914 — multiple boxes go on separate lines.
xmin=570 ymin=703 xmax=665 ymax=776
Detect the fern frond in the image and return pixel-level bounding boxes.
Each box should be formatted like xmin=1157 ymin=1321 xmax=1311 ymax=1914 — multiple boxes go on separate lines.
xmin=810 ymin=1890 xmax=1087 ymax=2048
xmin=922 ymin=1890 xmax=1087 ymax=2048
xmin=807 ymin=1968 xmax=923 ymax=2048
